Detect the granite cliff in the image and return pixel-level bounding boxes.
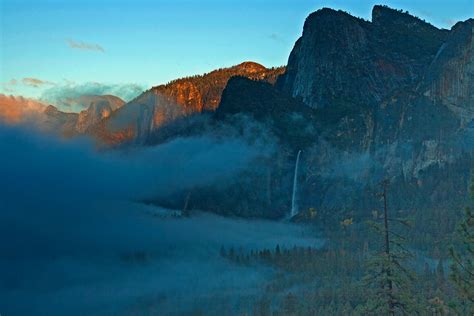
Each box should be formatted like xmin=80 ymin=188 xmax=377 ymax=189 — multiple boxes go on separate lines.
xmin=191 ymin=6 xmax=474 ymax=217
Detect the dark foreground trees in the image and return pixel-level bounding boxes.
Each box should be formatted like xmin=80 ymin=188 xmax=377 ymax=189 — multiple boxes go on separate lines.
xmin=362 ymin=180 xmax=418 ymax=315
xmin=450 ymin=188 xmax=474 ymax=313
xmin=215 ymin=179 xmax=474 ymax=315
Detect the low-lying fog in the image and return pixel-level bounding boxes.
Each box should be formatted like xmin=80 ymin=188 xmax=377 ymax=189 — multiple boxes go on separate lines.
xmin=0 ymin=125 xmax=323 ymax=315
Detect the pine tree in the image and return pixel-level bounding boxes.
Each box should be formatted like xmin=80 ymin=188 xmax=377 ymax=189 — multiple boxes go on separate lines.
xmin=362 ymin=180 xmax=418 ymax=315
xmin=228 ymin=246 xmax=235 ymax=260
xmin=435 ymin=258 xmax=445 ymax=288
xmin=449 ymin=203 xmax=474 ymax=313
xmin=253 ymin=296 xmax=272 ymax=316
xmin=281 ymin=292 xmax=298 ymax=316
xmin=219 ymin=245 xmax=227 ymax=257
xmin=275 ymin=244 xmax=281 ymax=257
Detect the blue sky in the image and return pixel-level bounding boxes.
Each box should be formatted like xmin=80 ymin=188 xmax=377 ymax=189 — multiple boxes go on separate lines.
xmin=1 ymin=0 xmax=473 ymax=105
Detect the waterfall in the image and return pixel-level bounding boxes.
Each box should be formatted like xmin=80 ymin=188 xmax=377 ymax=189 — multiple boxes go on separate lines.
xmin=290 ymin=150 xmax=302 ymax=218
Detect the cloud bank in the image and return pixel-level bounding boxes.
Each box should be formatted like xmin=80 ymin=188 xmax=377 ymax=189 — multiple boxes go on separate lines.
xmin=0 ymin=94 xmax=47 ymax=124
xmin=40 ymin=82 xmax=145 ymax=111
xmin=0 ymin=125 xmax=321 ymax=315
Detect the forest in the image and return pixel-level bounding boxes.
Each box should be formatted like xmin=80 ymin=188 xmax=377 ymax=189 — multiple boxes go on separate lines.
xmin=214 ymin=182 xmax=474 ymax=315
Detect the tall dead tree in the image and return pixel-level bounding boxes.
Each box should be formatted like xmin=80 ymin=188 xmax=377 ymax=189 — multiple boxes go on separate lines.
xmin=363 ymin=179 xmax=417 ymax=315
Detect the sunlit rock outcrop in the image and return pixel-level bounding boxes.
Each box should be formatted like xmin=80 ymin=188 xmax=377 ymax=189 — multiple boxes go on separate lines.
xmin=93 ymin=62 xmax=285 ymax=144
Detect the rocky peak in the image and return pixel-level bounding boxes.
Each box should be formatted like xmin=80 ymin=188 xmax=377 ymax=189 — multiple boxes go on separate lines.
xmin=372 ymin=5 xmax=436 ymax=29
xmin=44 ymin=104 xmax=60 ymax=114
xmin=75 ymin=95 xmax=125 ymax=133
xmin=300 ymin=8 xmax=370 ymax=55
xmin=40 ymin=105 xmax=78 ymax=137
xmin=277 ymin=7 xmax=372 ymax=110
xmin=233 ymin=61 xmax=268 ymax=73
xmin=279 ymin=5 xmax=449 ymax=111
xmin=303 ymin=8 xmax=367 ymax=33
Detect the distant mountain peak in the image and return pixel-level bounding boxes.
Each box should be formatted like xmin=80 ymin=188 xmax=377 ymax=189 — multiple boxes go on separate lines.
xmin=44 ymin=104 xmax=59 ymax=113
xmin=233 ymin=61 xmax=267 ymax=72
xmin=75 ymin=95 xmax=125 ymax=132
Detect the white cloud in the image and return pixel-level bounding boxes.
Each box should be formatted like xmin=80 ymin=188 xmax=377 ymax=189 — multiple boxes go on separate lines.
xmin=67 ymin=39 xmax=105 ymax=52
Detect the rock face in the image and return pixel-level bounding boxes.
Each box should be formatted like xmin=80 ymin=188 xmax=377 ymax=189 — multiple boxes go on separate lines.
xmin=422 ymin=19 xmax=474 ymax=126
xmin=274 ymin=6 xmax=449 ymax=155
xmin=217 ymin=76 xmax=308 ymax=119
xmin=278 ymin=6 xmax=448 ymax=111
xmin=274 ymin=6 xmax=474 ymax=213
xmin=217 ymin=76 xmax=316 ymax=148
xmin=93 ymin=62 xmax=285 ymax=144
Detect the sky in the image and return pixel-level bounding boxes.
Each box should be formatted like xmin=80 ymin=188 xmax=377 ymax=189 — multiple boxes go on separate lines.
xmin=0 ymin=0 xmax=473 ymax=104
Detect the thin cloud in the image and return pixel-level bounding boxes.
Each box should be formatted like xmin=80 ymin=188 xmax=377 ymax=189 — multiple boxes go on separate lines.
xmin=268 ymin=33 xmax=279 ymax=40
xmin=22 ymin=77 xmax=55 ymax=88
xmin=268 ymin=33 xmax=285 ymax=44
xmin=67 ymin=39 xmax=105 ymax=52
xmin=1 ymin=79 xmax=18 ymax=93
xmin=443 ymin=18 xmax=457 ymax=27
xmin=419 ymin=9 xmax=433 ymax=18
xmin=2 ymin=87 xmax=15 ymax=93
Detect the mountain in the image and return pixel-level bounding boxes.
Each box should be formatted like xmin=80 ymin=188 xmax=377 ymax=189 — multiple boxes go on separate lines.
xmin=41 ymin=105 xmax=79 ymax=136
xmin=179 ymin=6 xmax=474 ymax=217
xmin=91 ymin=62 xmax=285 ymax=144
xmin=287 ymin=7 xmax=473 ymax=212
